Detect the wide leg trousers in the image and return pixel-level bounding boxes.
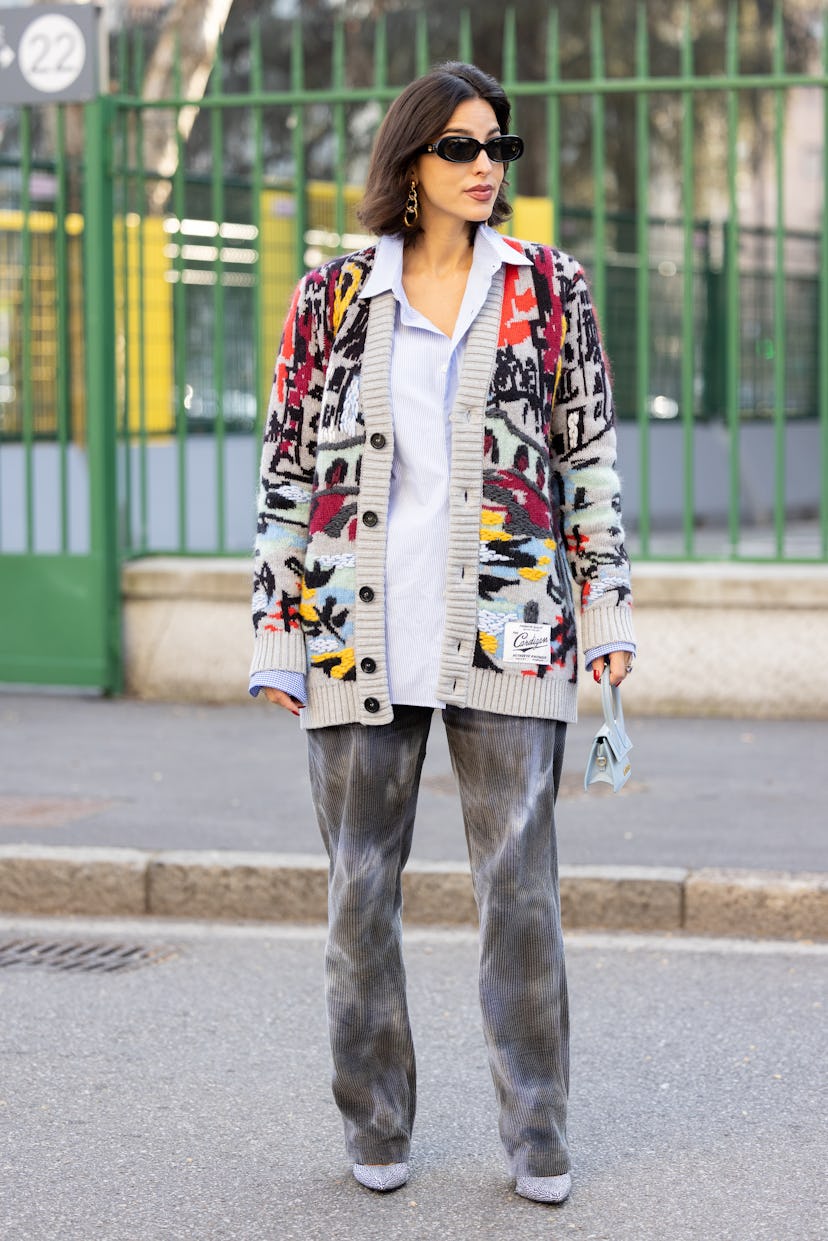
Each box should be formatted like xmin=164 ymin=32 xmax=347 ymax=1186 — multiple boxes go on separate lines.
xmin=306 ymin=704 xmax=570 ymax=1178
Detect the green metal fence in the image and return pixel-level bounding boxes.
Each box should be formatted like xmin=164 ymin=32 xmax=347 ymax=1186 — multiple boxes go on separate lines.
xmin=1 ymin=2 xmax=827 ymax=585
xmin=0 ymin=96 xmax=120 ymax=689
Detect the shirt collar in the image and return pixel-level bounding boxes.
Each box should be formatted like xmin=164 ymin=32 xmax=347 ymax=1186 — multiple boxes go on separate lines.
xmin=476 ymin=224 xmax=533 ymax=270
xmin=359 ymin=234 xmax=403 ymax=299
xmin=359 ymin=224 xmax=531 ymax=300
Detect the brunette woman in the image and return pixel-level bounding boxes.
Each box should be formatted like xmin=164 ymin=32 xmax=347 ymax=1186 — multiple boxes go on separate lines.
xmin=250 ymin=62 xmax=635 ymax=1203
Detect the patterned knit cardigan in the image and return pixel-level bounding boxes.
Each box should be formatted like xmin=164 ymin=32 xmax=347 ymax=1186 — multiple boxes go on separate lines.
xmin=251 ymin=239 xmax=635 ymax=728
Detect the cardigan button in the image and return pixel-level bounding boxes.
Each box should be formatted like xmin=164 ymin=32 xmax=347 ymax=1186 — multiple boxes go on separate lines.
xmin=360 ymin=657 xmax=377 ymax=674
xmin=370 ymin=433 xmax=386 ymax=450
xmin=362 ymin=510 xmax=378 ymax=528
xmin=359 ymin=586 xmax=375 ymax=603
xmin=364 ymin=697 xmax=380 ymax=713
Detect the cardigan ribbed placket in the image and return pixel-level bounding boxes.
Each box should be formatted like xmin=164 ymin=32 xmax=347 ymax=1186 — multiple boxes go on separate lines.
xmin=351 ymin=290 xmax=397 ymax=726
xmin=435 ymin=269 xmax=504 ymax=707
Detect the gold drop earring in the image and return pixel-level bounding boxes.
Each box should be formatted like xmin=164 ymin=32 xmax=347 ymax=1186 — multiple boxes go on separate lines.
xmin=403 ymin=180 xmax=419 ymax=228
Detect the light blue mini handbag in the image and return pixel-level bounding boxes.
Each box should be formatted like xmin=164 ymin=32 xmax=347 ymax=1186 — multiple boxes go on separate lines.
xmin=584 ymin=666 xmax=633 ymax=792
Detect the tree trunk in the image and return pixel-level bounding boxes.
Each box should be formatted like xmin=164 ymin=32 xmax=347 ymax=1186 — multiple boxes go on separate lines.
xmin=141 ymin=0 xmax=236 ymax=212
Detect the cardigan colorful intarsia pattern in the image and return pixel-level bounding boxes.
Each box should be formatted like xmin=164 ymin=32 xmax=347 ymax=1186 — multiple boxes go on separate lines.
xmin=251 ymin=239 xmax=636 ymax=728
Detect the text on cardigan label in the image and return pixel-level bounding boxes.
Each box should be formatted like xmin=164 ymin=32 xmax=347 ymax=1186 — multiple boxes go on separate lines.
xmin=503 ymin=622 xmax=552 ymax=665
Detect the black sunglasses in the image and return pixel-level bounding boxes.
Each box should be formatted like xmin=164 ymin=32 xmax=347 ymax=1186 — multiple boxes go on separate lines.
xmin=420 ymin=134 xmax=524 ymax=164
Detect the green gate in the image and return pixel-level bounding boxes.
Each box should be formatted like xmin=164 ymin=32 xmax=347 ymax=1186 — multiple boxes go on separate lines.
xmin=0 ymin=98 xmax=121 ymax=692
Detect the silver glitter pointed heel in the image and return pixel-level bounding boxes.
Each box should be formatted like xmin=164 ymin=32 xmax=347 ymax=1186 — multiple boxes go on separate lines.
xmin=352 ymin=1162 xmax=409 ymax=1192
xmin=515 ymin=1172 xmax=572 ymax=1203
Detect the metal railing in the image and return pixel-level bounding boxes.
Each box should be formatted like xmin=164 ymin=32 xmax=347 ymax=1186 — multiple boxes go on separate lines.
xmin=1 ymin=2 xmax=826 ymax=567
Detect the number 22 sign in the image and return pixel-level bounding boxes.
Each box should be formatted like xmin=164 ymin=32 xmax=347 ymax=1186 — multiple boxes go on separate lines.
xmin=18 ymin=14 xmax=87 ymax=94
xmin=0 ymin=5 xmax=103 ymax=105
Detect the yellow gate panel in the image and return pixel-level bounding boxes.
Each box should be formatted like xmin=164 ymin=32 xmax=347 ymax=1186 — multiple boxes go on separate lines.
xmin=0 ymin=209 xmax=85 ymax=439
xmin=259 ymin=190 xmax=297 ymax=405
xmin=509 ymin=196 xmax=555 ymax=247
xmin=114 ymin=214 xmax=174 ymax=435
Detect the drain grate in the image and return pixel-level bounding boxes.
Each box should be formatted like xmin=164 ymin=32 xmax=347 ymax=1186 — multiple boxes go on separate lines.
xmin=0 ymin=938 xmax=178 ymax=973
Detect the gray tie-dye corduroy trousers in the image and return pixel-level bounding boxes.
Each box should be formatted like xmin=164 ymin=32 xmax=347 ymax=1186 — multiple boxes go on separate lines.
xmin=307 ymin=703 xmax=570 ymax=1179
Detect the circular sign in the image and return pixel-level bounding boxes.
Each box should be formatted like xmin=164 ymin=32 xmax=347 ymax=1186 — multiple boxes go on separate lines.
xmin=18 ymin=14 xmax=87 ymax=95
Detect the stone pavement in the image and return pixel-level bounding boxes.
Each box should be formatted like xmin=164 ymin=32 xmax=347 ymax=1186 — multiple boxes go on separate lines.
xmin=0 ymin=692 xmax=826 ymax=937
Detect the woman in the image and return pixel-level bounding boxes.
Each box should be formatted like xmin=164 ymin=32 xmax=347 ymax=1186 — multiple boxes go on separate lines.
xmin=250 ymin=62 xmax=635 ymax=1203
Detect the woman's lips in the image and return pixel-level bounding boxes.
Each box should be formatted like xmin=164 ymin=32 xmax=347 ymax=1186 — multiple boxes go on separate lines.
xmin=465 ymin=186 xmax=494 ymax=201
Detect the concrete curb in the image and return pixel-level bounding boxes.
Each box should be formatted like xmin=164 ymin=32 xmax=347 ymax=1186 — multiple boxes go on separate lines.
xmin=1 ymin=845 xmax=826 ymax=940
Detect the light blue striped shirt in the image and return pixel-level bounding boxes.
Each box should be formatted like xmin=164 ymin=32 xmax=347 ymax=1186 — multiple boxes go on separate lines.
xmin=250 ymin=226 xmax=633 ymax=705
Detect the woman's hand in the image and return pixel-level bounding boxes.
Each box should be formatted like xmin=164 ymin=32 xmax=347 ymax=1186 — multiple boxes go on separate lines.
xmin=591 ymin=649 xmax=633 ymax=688
xmin=262 ymin=687 xmax=303 ymax=716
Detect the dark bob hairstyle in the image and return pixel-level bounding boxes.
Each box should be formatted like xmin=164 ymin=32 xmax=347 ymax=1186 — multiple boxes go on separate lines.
xmin=358 ymin=62 xmax=515 ymax=243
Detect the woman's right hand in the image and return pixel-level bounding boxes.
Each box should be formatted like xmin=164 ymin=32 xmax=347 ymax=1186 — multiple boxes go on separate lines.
xmin=262 ymin=687 xmax=303 ymax=716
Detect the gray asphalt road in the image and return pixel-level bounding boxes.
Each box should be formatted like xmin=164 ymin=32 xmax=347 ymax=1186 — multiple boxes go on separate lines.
xmin=0 ymin=916 xmax=825 ymax=1241
xmin=1 ymin=693 xmax=826 ymax=872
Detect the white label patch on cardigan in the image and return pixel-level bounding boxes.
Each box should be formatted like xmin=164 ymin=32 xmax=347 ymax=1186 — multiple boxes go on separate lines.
xmin=503 ymin=622 xmax=552 ymax=665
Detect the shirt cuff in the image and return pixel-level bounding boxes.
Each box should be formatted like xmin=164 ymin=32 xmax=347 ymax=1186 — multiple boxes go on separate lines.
xmin=584 ymin=642 xmax=637 ymax=671
xmin=249 ymin=669 xmax=307 ymax=705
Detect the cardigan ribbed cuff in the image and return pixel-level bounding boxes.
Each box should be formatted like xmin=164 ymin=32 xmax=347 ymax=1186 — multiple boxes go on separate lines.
xmin=579 ymin=601 xmax=636 ymax=654
xmin=250 ymin=629 xmax=307 ymax=679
